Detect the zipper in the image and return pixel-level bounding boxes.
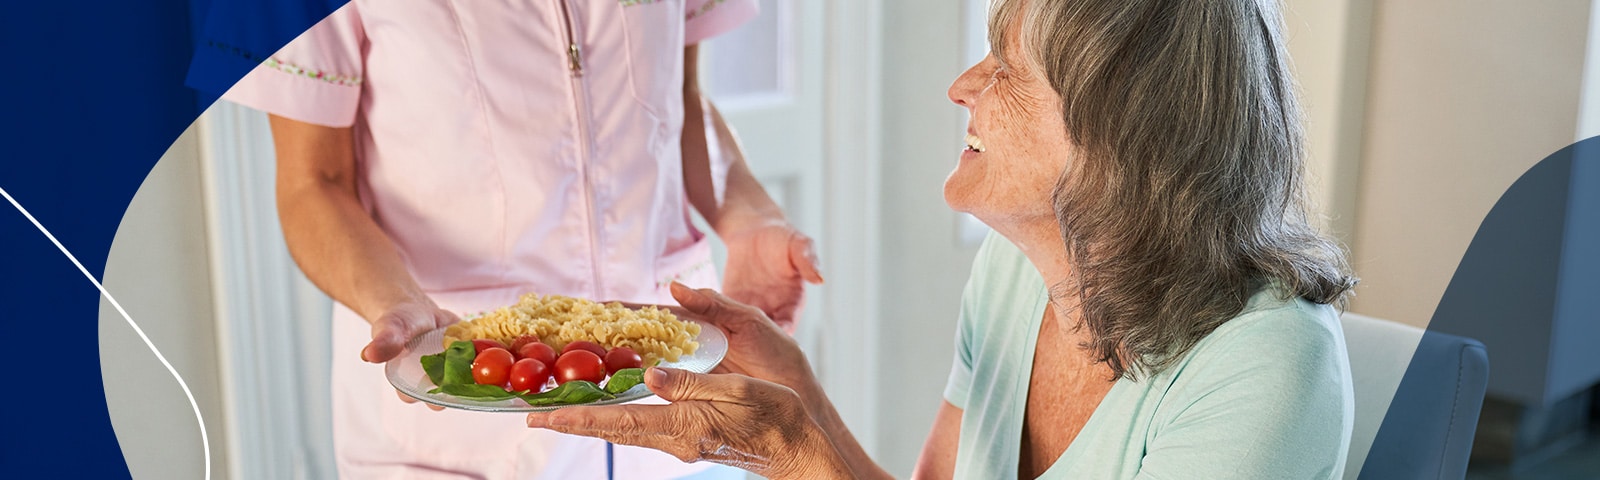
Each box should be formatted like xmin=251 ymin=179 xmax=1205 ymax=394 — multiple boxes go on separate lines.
xmin=558 ymin=0 xmax=583 ymax=76
xmin=556 ymin=0 xmax=604 ymax=295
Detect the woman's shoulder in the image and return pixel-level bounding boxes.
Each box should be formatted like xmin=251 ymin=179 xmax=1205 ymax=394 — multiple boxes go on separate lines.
xmin=1163 ymin=285 xmax=1352 ymax=397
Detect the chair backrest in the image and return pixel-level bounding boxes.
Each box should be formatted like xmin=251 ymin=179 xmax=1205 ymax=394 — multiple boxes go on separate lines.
xmin=1341 ymin=313 xmax=1489 ymax=480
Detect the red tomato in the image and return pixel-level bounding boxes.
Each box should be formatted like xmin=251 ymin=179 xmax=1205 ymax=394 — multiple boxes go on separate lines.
xmin=509 ymin=335 xmax=542 ymax=353
xmin=508 ymin=358 xmax=552 ymax=393
xmin=603 ymin=347 xmax=643 ymax=374
xmin=517 ymin=342 xmax=558 ymax=367
xmin=471 ymin=347 xmax=515 ymax=386
xmin=561 ymin=340 xmax=607 ymax=358
xmin=472 ymin=339 xmax=510 ymax=355
xmin=554 ymin=350 xmax=605 ymax=384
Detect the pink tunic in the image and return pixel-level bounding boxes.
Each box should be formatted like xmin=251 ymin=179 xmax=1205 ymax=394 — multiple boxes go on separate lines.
xmin=223 ymin=0 xmax=757 ymax=477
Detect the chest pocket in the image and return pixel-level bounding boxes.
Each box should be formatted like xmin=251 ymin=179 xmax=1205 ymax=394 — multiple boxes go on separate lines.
xmin=618 ymin=0 xmax=684 ymax=120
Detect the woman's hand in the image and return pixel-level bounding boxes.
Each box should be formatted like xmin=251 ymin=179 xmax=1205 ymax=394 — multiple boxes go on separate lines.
xmin=361 ymin=299 xmax=460 ymax=410
xmin=526 ymin=368 xmax=853 ymax=479
xmin=668 ymin=282 xmax=820 ymax=403
xmin=719 ymin=221 xmax=823 ymax=333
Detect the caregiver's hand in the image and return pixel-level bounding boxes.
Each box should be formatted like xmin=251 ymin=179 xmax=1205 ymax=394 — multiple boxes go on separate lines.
xmin=526 ymin=368 xmax=853 ymax=480
xmin=720 ymin=221 xmax=823 ymax=333
xmin=361 ymin=299 xmax=460 ymax=410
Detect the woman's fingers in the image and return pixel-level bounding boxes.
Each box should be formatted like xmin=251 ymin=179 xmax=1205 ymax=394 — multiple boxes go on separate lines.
xmin=528 ymin=404 xmax=708 ymax=463
xmin=646 ymin=367 xmax=760 ymax=404
xmin=670 ymin=282 xmax=772 ymax=331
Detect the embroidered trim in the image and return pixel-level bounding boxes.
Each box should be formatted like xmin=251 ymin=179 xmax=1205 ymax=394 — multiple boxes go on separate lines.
xmin=262 ymin=58 xmax=363 ymax=87
xmin=686 ymin=0 xmax=729 ymax=20
xmin=205 ymin=40 xmax=363 ymax=87
xmin=656 ymin=258 xmax=716 ymax=290
xmin=619 ymin=0 xmax=665 ymax=6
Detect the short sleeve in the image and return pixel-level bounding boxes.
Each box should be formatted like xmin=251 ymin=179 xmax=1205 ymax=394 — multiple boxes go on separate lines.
xmin=1134 ymin=305 xmax=1354 ymax=480
xmin=223 ymin=5 xmax=366 ymax=127
xmin=684 ymin=0 xmax=759 ymax=45
xmin=943 ymin=238 xmax=996 ymax=410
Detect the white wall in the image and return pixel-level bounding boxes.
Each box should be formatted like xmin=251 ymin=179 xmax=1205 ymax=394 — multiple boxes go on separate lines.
xmin=98 ymin=125 xmax=230 ymax=479
xmin=875 ymin=0 xmax=979 ymax=475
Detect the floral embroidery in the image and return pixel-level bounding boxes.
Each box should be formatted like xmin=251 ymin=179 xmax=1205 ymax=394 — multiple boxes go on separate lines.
xmin=657 ymin=258 xmax=715 ymax=290
xmin=685 ymin=0 xmax=728 ymax=20
xmin=261 ymin=58 xmax=364 ymax=87
xmin=205 ymin=40 xmax=362 ymax=87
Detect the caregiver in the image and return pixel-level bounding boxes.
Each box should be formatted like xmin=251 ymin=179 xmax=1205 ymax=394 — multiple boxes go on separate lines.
xmin=526 ymin=0 xmax=1359 ymax=478
xmin=221 ymin=0 xmax=820 ymax=478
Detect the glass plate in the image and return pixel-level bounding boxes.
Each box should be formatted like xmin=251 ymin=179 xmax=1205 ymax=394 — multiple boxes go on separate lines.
xmin=385 ymin=320 xmax=727 ymax=412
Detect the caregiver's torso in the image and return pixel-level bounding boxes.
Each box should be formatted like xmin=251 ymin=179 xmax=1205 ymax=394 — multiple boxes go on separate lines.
xmin=350 ymin=0 xmax=706 ymax=302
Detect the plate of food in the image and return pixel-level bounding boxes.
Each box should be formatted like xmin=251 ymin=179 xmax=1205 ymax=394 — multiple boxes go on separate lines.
xmin=386 ymin=293 xmax=726 ymax=412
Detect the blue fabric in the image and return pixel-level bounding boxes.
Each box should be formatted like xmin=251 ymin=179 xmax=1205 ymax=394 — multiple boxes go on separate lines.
xmin=0 ymin=0 xmax=343 ymax=477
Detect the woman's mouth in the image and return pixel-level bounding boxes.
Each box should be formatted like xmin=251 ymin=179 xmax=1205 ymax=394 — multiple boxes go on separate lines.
xmin=965 ymin=133 xmax=986 ymax=153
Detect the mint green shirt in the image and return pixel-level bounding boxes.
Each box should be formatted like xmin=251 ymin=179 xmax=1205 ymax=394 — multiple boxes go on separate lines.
xmin=943 ymin=233 xmax=1354 ymax=479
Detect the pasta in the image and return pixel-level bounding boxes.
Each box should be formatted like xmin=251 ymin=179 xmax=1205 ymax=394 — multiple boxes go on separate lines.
xmin=442 ymin=293 xmax=700 ymax=365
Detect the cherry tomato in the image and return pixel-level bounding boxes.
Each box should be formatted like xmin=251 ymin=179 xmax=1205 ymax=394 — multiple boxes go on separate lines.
xmin=472 ymin=339 xmax=510 ymax=355
xmin=603 ymin=347 xmax=643 ymax=374
xmin=517 ymin=342 xmax=558 ymax=367
xmin=509 ymin=335 xmax=542 ymax=353
xmin=561 ymin=340 xmax=607 ymax=358
xmin=554 ymin=350 xmax=605 ymax=385
xmin=508 ymin=358 xmax=552 ymax=393
xmin=471 ymin=347 xmax=515 ymax=386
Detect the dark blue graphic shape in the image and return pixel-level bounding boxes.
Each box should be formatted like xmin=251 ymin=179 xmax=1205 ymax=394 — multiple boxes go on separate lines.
xmin=1361 ymin=136 xmax=1600 ymax=478
xmin=0 ymin=0 xmax=343 ymax=476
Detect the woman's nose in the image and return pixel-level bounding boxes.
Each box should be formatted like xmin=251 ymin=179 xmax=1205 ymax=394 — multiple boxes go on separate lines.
xmin=948 ymin=62 xmax=985 ymax=109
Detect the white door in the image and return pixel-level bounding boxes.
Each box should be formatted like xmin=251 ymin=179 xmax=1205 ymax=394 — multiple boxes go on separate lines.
xmin=698 ymin=0 xmax=885 ymax=455
xmin=699 ymin=0 xmax=828 ymax=354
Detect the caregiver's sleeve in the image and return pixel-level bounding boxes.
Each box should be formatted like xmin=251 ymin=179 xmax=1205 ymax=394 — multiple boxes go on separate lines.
xmin=1134 ymin=301 xmax=1355 ymax=480
xmin=223 ymin=5 xmax=366 ymax=128
xmin=684 ymin=0 xmax=759 ymax=45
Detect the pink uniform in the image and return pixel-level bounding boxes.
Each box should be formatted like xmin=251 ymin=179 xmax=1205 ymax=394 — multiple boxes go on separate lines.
xmin=223 ymin=0 xmax=757 ymax=477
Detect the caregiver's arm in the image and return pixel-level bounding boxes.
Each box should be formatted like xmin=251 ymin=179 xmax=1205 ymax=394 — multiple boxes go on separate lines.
xmin=271 ymin=115 xmax=458 ymax=365
xmin=911 ymin=401 xmax=963 ymax=479
xmin=680 ymin=44 xmax=822 ymax=331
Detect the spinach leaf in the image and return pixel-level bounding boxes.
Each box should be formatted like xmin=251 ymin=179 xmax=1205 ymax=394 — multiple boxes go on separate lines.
xmin=440 ymin=341 xmax=477 ymax=387
xmin=440 ymin=383 xmax=518 ymax=400
xmin=603 ymin=368 xmax=646 ymax=395
xmin=420 ymin=351 xmax=447 ymax=386
xmin=520 ymin=380 xmax=613 ymax=406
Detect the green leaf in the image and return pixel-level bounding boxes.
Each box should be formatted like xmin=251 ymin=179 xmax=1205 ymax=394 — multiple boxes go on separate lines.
xmin=420 ymin=351 xmax=446 ymax=386
xmin=440 ymin=341 xmax=477 ymax=387
xmin=440 ymin=383 xmax=518 ymax=400
xmin=603 ymin=368 xmax=646 ymax=395
xmin=519 ymin=380 xmax=614 ymax=406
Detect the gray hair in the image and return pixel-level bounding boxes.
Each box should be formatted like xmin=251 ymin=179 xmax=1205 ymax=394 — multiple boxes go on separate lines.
xmin=991 ymin=0 xmax=1357 ymax=380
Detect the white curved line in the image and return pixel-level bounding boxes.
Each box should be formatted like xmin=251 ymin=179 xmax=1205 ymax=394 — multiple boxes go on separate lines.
xmin=0 ymin=186 xmax=211 ymax=480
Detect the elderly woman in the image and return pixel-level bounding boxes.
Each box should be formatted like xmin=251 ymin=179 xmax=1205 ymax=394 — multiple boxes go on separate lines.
xmin=526 ymin=0 xmax=1358 ymax=478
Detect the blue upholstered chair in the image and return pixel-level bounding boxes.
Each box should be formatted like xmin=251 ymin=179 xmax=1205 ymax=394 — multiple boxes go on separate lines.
xmin=1341 ymin=313 xmax=1490 ymax=480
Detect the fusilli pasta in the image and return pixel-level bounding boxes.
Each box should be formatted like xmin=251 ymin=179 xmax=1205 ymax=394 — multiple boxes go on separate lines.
xmin=442 ymin=293 xmax=700 ymax=365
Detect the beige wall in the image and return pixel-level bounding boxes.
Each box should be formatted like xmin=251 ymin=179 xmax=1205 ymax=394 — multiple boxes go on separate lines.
xmin=1344 ymin=1 xmax=1590 ymax=327
xmin=1285 ymin=0 xmax=1374 ymax=242
xmin=98 ymin=125 xmax=230 ymax=479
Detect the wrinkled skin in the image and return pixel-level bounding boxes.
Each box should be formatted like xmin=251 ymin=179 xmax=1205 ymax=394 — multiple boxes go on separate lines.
xmin=531 ymin=283 xmax=852 ymax=479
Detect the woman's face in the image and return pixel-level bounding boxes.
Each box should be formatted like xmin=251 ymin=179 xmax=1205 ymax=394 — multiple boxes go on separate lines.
xmin=943 ymin=27 xmax=1074 ymax=228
